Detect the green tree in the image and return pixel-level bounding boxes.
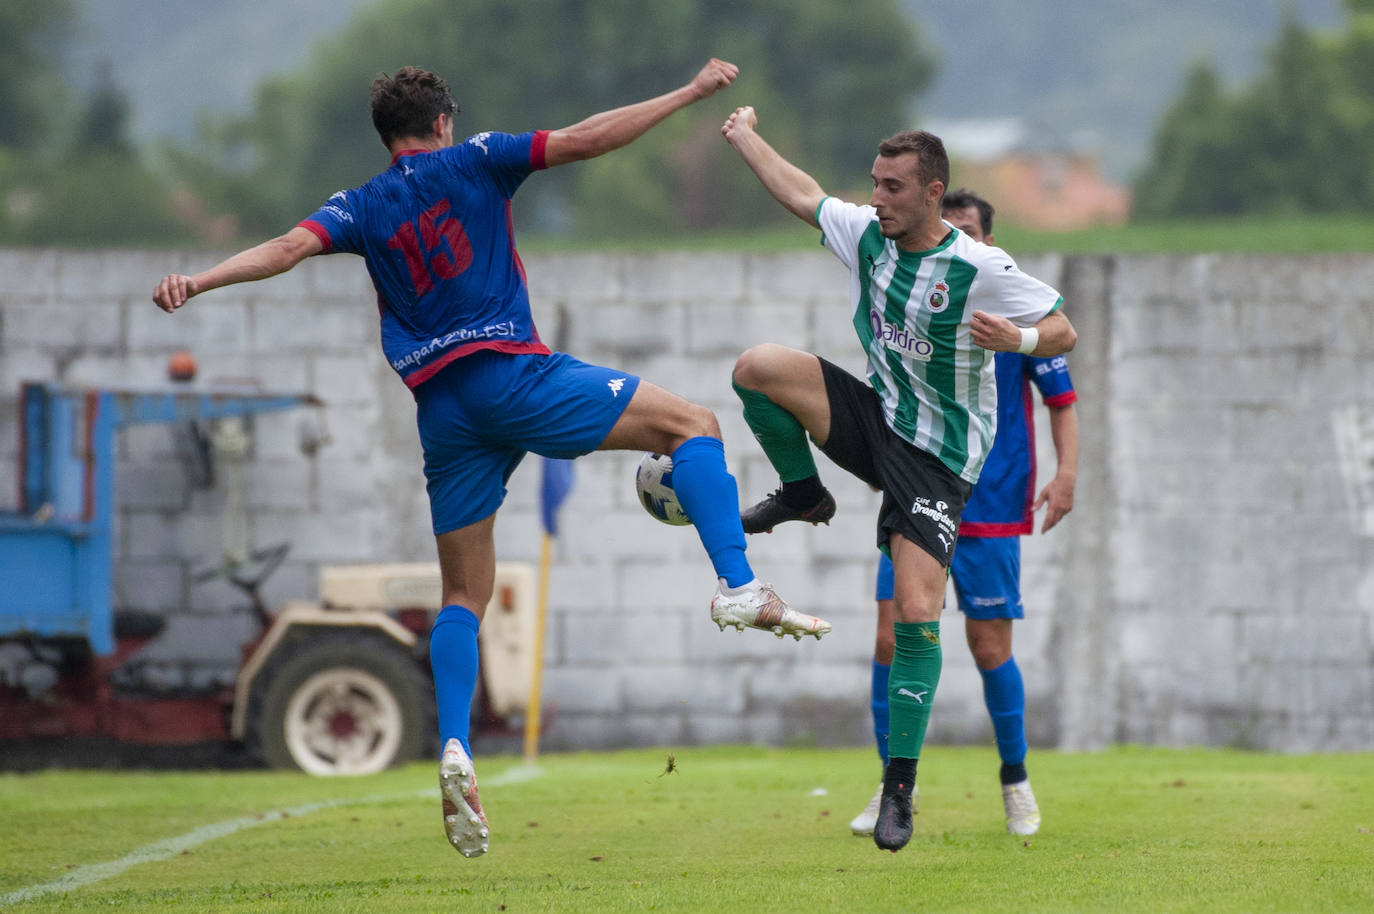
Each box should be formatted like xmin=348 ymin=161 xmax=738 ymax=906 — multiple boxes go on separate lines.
xmin=176 ymin=0 xmax=934 ymax=240
xmin=0 ymin=0 xmax=76 ymax=151
xmin=23 ymin=65 xmax=184 ymax=246
xmin=1136 ymin=10 xmax=1374 ymax=218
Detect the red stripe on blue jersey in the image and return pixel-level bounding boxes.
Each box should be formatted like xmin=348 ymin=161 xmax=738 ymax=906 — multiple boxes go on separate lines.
xmin=297 ymin=129 xmax=554 ymax=389
xmin=959 ymin=353 xmax=1077 ymax=538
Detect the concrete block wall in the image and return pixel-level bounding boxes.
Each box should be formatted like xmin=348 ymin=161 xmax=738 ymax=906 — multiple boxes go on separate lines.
xmin=2 ymin=247 xmax=1371 ymax=753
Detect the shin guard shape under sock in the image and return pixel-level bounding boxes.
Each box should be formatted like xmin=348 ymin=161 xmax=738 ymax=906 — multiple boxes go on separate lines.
xmin=980 ymin=655 xmax=1028 ymax=768
xmin=430 ymin=604 xmax=481 ymax=758
xmin=670 ymin=436 xmax=752 ymax=588
xmin=733 ymin=381 xmax=819 ymax=482
xmin=887 ymin=621 xmax=942 ymax=760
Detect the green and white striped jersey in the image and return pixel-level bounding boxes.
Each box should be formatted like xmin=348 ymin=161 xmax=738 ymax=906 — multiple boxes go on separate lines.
xmin=817 ymin=196 xmax=1063 ymax=483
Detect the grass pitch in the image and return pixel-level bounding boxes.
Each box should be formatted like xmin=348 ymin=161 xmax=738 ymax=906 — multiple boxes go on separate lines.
xmin=1 ymin=745 xmax=1371 ymax=913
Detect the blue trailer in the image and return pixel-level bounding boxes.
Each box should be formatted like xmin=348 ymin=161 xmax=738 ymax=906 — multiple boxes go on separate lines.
xmin=1 ymin=382 xmax=318 ymax=656
xmin=0 ymin=382 xmax=533 ymax=773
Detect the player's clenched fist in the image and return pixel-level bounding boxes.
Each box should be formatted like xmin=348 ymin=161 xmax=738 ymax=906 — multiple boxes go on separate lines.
xmin=721 ymin=106 xmax=757 ymax=144
xmin=153 ymin=274 xmax=198 ymax=313
xmin=691 ymin=58 xmax=738 ymax=99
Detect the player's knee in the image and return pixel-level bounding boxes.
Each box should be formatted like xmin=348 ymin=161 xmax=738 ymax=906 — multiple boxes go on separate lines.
xmin=732 ymin=343 xmax=788 ymax=391
xmin=874 ymin=631 xmax=896 ymax=665
xmin=967 ymin=632 xmax=1011 ymax=669
xmin=682 ymin=401 xmax=720 ymax=439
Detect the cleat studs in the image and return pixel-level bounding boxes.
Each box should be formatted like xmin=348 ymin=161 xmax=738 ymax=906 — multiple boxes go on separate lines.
xmin=793 ymin=633 xmax=802 ymax=641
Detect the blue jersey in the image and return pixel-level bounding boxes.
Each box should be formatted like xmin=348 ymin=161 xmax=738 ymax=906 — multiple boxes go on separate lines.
xmin=958 ymin=352 xmax=1076 ymax=537
xmin=300 ymin=130 xmax=553 ymax=389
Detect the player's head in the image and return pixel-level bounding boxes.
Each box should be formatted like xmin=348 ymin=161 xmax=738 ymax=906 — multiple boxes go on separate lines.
xmin=941 ymin=188 xmax=995 ymax=244
xmin=370 ymin=67 xmax=460 ymax=148
xmin=870 ymin=130 xmax=949 ymax=243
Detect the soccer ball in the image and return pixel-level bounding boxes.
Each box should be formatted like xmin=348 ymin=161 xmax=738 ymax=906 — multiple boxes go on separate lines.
xmin=635 ymin=452 xmax=691 ymax=526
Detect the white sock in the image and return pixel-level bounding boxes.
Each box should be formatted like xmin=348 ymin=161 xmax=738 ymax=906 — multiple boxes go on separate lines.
xmin=719 ymin=577 xmax=761 ymax=596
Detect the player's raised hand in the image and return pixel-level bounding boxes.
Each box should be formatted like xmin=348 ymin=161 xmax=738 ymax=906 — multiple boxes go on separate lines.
xmin=691 ymin=58 xmax=739 ymax=100
xmin=721 ymin=106 xmax=758 ymax=144
xmin=969 ymin=310 xmax=1022 ymax=351
xmin=153 ymin=274 xmax=199 ymax=313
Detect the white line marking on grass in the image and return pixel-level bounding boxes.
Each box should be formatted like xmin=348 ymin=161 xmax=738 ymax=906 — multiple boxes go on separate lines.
xmin=1 ymin=763 xmax=541 ymax=906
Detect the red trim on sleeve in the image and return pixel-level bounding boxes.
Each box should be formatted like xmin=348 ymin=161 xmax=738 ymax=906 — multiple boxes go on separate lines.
xmin=297 ymin=220 xmax=333 ymax=252
xmin=529 ymin=130 xmax=550 ymax=170
xmin=1043 ymin=390 xmax=1078 ymax=408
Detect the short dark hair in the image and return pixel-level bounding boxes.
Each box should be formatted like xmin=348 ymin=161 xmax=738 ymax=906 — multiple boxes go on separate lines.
xmin=941 ymin=187 xmax=995 ymax=237
xmin=876 ymin=130 xmax=949 ymax=190
xmin=370 ymin=66 xmax=459 ymax=146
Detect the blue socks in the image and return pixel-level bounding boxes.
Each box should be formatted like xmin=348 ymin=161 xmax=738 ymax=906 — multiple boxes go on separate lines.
xmin=670 ymin=436 xmax=752 ymax=588
xmin=980 ymin=656 xmax=1027 ymax=768
xmin=430 ymin=604 xmax=481 ymax=758
xmin=871 ymin=659 xmax=891 ymax=766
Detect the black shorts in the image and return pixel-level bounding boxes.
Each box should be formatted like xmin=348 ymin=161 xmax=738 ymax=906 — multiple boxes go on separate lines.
xmin=815 ymin=358 xmax=972 ymax=567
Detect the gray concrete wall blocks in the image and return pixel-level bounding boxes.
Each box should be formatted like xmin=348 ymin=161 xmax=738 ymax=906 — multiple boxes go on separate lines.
xmin=2 ymin=248 xmax=1371 ymax=752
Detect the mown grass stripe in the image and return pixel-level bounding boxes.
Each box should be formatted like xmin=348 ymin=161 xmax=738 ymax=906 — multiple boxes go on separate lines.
xmin=0 ymin=763 xmax=539 ymax=906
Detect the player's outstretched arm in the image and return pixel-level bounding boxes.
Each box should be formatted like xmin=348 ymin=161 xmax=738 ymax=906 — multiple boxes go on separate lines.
xmin=543 ymin=58 xmax=738 ymax=167
xmin=970 ymin=309 xmax=1077 ymax=356
xmin=152 ymin=227 xmax=323 ymax=312
xmin=720 ymin=105 xmax=825 ymax=228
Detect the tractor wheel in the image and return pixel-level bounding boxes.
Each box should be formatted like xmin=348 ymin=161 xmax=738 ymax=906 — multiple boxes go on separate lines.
xmin=251 ymin=631 xmax=431 ymax=775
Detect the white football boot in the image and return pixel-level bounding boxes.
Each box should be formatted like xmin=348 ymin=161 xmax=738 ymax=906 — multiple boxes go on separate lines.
xmin=850 ymin=780 xmax=919 ymax=835
xmin=1002 ymin=780 xmax=1041 ymax=835
xmin=440 ymin=738 xmax=489 ymax=857
xmin=710 ymin=580 xmax=831 ymax=640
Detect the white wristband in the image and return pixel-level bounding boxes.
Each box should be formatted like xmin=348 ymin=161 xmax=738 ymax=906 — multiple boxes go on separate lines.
xmin=1017 ymin=326 xmax=1039 ymax=355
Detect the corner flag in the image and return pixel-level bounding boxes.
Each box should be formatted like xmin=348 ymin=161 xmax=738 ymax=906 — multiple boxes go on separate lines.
xmin=539 ymin=457 xmax=575 ymax=535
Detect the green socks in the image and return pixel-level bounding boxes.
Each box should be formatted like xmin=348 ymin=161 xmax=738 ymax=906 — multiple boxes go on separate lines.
xmin=887 ymin=621 xmax=942 ymax=760
xmin=733 ymin=381 xmax=819 ymax=483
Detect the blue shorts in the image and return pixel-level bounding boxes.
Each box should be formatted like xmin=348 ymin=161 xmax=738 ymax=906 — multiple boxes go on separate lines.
xmin=873 ymin=535 xmax=1023 ymax=620
xmin=414 ymin=350 xmax=640 ymax=534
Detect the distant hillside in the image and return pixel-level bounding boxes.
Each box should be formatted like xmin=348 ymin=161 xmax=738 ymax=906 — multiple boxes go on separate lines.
xmin=72 ymin=0 xmax=1345 ymax=181
xmin=904 ymin=0 xmax=1344 ymax=179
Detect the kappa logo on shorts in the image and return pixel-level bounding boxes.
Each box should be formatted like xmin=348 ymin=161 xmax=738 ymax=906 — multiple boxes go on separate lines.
xmin=607 ymin=378 xmax=626 ymax=397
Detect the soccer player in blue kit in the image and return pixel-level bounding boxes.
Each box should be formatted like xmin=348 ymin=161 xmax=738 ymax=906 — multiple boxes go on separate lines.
xmin=152 ymin=58 xmax=830 ymax=859
xmin=848 ymin=190 xmax=1079 ymax=838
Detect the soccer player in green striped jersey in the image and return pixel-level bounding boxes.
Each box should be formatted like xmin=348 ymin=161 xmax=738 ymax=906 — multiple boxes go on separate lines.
xmin=721 ymin=106 xmax=1076 ymax=853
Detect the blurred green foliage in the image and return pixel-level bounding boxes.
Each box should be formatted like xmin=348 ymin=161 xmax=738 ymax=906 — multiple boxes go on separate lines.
xmin=0 ymin=8 xmax=184 ymax=245
xmin=1135 ymin=0 xmax=1374 ymax=219
xmin=175 ymin=0 xmax=934 ymax=242
xmin=2 ymin=0 xmax=932 ymax=246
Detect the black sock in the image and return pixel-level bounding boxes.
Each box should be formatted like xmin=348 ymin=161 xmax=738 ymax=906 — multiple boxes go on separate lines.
xmin=1000 ymin=762 xmax=1028 ymax=785
xmin=885 ymin=757 xmax=917 ymax=794
xmin=779 ymin=475 xmax=826 ymax=508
